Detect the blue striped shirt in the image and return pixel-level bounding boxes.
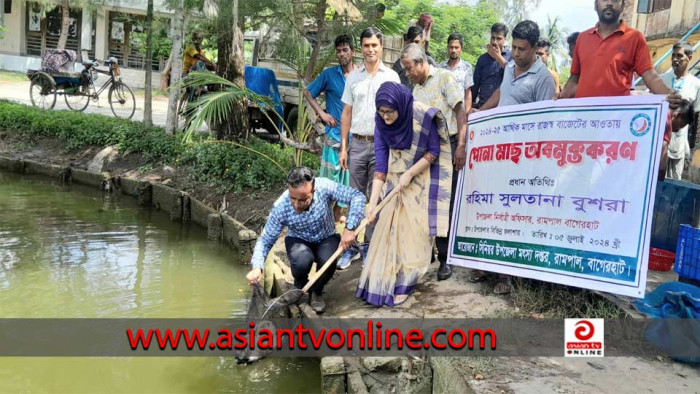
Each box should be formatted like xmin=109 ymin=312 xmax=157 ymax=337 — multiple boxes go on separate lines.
xmin=251 ymin=178 xmax=366 ymax=269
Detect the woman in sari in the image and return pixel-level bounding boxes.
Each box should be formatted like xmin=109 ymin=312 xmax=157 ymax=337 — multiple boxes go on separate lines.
xmin=355 ymin=82 xmax=452 ymax=307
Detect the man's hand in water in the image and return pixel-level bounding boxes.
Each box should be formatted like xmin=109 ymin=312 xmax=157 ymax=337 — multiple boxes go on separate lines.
xmin=246 ymin=268 xmax=263 ymax=285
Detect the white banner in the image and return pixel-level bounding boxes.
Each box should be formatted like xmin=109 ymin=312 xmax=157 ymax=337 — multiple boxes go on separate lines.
xmin=447 ymin=96 xmax=669 ymax=297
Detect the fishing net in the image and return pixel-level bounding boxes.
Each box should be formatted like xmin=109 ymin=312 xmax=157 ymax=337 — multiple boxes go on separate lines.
xmin=234 ymin=283 xmax=301 ymax=364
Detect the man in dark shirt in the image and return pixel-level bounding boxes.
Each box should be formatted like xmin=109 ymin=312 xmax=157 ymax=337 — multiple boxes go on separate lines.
xmin=471 ymin=23 xmax=511 ymax=108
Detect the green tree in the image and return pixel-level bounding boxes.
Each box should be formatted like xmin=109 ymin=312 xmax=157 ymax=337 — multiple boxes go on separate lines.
xmin=542 ymin=15 xmax=570 ymax=74
xmin=182 ymin=0 xmax=404 ymax=155
xmin=242 ymin=0 xmax=403 ymax=81
xmin=385 ymin=0 xmax=499 ymax=65
xmin=165 ymin=0 xmax=186 ymax=135
xmin=215 ymin=0 xmax=248 ymax=140
xmin=31 ymin=0 xmax=107 ymax=50
xmin=488 ymin=0 xmax=543 ymax=27
xmin=144 ymin=0 xmax=154 ymax=128
xmin=163 ymin=0 xmax=209 ymax=135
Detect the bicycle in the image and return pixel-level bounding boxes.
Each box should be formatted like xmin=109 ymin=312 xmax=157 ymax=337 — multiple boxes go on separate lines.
xmin=28 ymin=56 xmax=136 ymax=120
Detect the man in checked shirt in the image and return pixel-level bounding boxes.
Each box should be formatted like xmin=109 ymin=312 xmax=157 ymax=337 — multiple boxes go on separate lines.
xmin=246 ymin=167 xmax=366 ymax=314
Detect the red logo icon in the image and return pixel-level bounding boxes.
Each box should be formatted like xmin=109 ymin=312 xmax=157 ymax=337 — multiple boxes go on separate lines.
xmin=574 ymin=320 xmax=595 ymax=341
xmin=565 ymin=318 xmax=604 ymax=357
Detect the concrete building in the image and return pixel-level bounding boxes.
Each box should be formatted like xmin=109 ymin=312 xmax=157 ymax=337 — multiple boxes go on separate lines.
xmin=624 ymin=0 xmax=699 ymax=39
xmin=0 ymin=0 xmax=176 ymax=89
xmin=623 ymin=0 xmax=700 ymax=183
xmin=623 ymin=0 xmax=700 ymax=74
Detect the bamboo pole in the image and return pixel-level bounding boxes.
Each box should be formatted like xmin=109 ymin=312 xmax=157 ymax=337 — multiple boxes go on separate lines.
xmin=302 ymin=188 xmax=400 ymax=293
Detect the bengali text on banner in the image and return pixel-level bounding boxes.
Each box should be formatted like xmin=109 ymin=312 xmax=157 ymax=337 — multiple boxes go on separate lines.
xmin=447 ymin=95 xmax=669 ymax=297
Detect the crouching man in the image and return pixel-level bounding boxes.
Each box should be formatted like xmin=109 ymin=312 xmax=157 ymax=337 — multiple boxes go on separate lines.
xmin=245 ymin=166 xmax=366 ymax=313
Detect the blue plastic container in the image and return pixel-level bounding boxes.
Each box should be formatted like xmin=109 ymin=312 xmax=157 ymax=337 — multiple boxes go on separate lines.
xmin=674 ymin=224 xmax=700 ymax=281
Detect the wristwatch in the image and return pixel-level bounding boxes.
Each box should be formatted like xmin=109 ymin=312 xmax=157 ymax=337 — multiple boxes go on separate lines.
xmin=345 ymin=223 xmax=357 ymax=231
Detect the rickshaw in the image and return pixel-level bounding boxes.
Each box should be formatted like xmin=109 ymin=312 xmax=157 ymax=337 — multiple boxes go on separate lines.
xmin=27 ymin=49 xmax=136 ymax=119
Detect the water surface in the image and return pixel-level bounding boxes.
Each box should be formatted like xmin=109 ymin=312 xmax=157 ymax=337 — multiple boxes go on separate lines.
xmin=0 ymin=170 xmax=319 ymax=393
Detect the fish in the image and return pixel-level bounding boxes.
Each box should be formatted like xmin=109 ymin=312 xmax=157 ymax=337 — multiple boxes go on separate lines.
xmin=234 ymin=319 xmax=277 ymax=365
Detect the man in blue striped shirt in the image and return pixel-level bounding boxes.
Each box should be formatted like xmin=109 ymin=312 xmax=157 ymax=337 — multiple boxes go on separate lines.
xmin=246 ymin=167 xmax=366 ymax=313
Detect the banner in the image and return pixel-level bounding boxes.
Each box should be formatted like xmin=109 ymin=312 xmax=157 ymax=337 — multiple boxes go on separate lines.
xmin=1 ymin=318 xmax=697 ymax=358
xmin=447 ymin=96 xmax=669 ymax=297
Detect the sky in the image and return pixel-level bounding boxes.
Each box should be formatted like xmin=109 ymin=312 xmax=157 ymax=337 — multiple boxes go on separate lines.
xmin=440 ymin=0 xmax=599 ymax=37
xmin=529 ymin=0 xmax=598 ymax=36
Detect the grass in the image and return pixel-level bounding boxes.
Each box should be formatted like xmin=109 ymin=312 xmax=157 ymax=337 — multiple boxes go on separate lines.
xmin=13 ymin=139 xmax=34 ymax=152
xmin=432 ymin=357 xmax=497 ymax=381
xmin=0 ymin=70 xmax=29 ymax=83
xmin=132 ymin=87 xmax=169 ymax=99
xmin=509 ymin=277 xmax=624 ymax=318
xmin=0 ymin=100 xmax=320 ymax=193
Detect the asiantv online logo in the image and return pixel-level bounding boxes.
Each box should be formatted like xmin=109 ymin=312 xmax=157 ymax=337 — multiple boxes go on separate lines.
xmin=565 ymin=319 xmax=604 ymax=357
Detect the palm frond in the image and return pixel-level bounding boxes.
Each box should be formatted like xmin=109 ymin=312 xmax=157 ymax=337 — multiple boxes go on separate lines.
xmin=185 ymin=89 xmax=242 ymax=127
xmin=312 ymin=44 xmax=339 ymax=78
xmin=341 ymin=16 xmax=404 ymax=41
xmin=180 ymin=71 xmax=235 ymax=89
xmin=543 ymin=14 xmax=571 ymax=72
xmin=180 ymin=71 xmax=276 ymax=142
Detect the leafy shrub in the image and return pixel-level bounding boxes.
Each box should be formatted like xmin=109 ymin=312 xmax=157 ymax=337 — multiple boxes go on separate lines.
xmin=0 ymin=100 xmax=178 ymax=159
xmin=181 ymin=138 xmax=319 ymax=192
xmin=0 ymin=101 xmax=320 ymax=191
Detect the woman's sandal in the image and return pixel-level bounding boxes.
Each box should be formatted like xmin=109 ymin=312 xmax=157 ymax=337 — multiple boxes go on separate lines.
xmin=493 ymin=277 xmax=512 ymax=295
xmin=394 ymin=293 xmax=411 ymax=306
xmin=468 ymin=270 xmax=489 ymax=283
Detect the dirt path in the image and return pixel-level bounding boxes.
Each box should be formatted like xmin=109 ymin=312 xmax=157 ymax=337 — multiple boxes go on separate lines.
xmin=315 ymin=244 xmax=700 ymax=393
xmin=0 ymin=80 xmax=171 ymax=126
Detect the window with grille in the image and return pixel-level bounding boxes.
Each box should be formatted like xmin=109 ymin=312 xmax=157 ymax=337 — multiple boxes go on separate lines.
xmin=638 ymin=0 xmax=652 ymax=13
xmin=652 ymin=0 xmax=672 ymax=12
xmin=4 ymin=0 xmax=11 ymax=14
xmin=108 ymin=12 xmax=167 ymax=71
xmin=25 ymin=2 xmax=94 ymax=60
xmin=638 ymin=0 xmax=672 ymax=13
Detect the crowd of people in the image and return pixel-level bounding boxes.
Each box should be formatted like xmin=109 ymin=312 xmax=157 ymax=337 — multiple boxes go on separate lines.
xmin=246 ymin=0 xmax=698 ymax=313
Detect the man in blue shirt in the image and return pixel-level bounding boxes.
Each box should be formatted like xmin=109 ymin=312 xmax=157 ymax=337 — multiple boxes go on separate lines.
xmin=246 ymin=167 xmax=366 ymax=313
xmin=304 ymin=35 xmax=359 ymax=269
xmin=304 ymin=34 xmax=356 ymax=188
xmin=471 ymin=23 xmax=512 ymax=108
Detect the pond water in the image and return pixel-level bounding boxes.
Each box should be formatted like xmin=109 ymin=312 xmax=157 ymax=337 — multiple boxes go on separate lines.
xmin=0 ymin=170 xmax=320 ymax=393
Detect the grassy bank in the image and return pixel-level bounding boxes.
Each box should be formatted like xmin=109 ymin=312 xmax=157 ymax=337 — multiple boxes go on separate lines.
xmin=0 ymin=100 xmax=319 ymax=192
xmin=510 ymin=278 xmax=624 ymax=318
xmin=0 ymin=70 xmax=29 ymax=83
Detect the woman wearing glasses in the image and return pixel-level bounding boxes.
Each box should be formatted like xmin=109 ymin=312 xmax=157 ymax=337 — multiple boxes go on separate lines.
xmin=355 ymin=82 xmax=452 ymax=306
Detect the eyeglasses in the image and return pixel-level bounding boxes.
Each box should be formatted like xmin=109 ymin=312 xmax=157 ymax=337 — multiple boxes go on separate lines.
xmin=377 ymin=109 xmax=397 ymax=117
xmin=290 ymin=189 xmax=315 ymax=205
